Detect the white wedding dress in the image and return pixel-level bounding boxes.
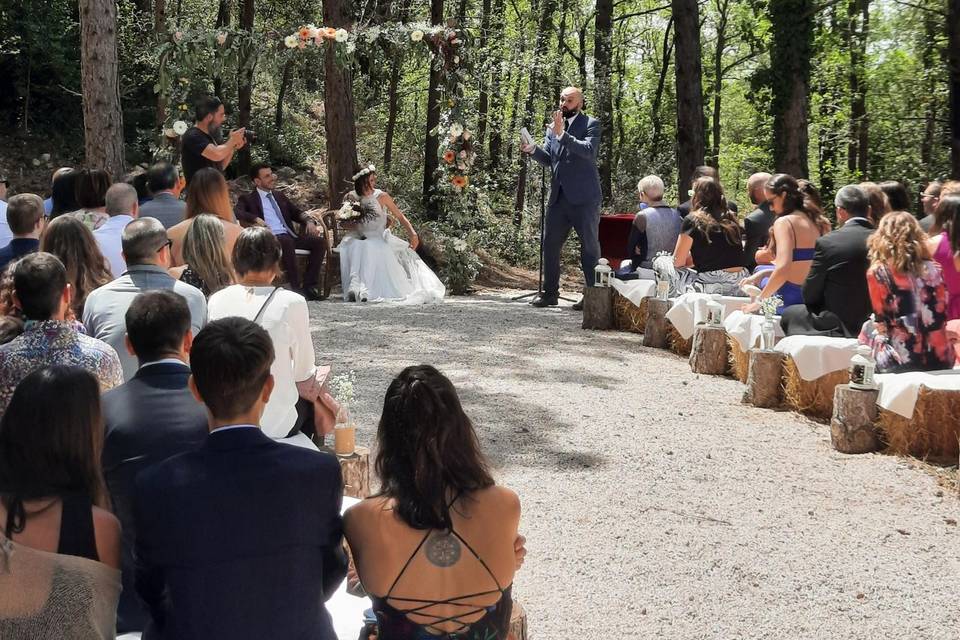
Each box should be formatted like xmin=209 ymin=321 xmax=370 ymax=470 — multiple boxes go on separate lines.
xmin=336 ymin=189 xmax=445 ymax=304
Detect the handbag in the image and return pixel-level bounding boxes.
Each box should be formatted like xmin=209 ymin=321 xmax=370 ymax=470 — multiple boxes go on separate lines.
xmin=253 ymin=288 xmax=340 ymax=437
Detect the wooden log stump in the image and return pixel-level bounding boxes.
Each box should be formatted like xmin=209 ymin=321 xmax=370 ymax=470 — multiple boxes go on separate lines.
xmin=508 ymin=599 xmax=528 ymax=640
xmin=643 ymin=298 xmax=672 ymax=348
xmin=581 ymin=286 xmax=614 ymax=330
xmin=742 ymin=349 xmax=785 ymax=408
xmin=830 ymin=385 xmax=881 ymax=454
xmin=689 ymin=324 xmax=728 ymax=375
xmin=337 ymin=446 xmax=371 ymax=498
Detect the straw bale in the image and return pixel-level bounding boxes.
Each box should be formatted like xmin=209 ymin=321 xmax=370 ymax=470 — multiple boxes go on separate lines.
xmin=878 ymin=387 xmax=960 ymax=463
xmin=613 ymin=292 xmax=648 ymax=334
xmin=728 ymin=337 xmax=750 ymax=383
xmin=668 ymin=324 xmax=693 ymax=356
xmin=782 ymin=358 xmax=849 ymax=421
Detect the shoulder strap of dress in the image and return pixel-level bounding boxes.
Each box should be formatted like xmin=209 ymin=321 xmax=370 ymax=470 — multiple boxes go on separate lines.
xmin=253 ymin=287 xmax=280 ymax=324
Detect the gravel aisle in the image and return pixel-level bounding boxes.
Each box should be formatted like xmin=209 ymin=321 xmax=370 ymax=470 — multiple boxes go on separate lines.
xmin=310 ymin=292 xmax=959 ymax=640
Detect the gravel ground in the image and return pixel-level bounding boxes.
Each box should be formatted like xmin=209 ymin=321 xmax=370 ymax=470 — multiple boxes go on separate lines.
xmin=310 ymin=291 xmax=959 ymax=640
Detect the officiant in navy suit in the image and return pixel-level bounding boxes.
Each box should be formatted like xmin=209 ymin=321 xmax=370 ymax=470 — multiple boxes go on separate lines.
xmin=522 ymin=86 xmax=602 ymax=310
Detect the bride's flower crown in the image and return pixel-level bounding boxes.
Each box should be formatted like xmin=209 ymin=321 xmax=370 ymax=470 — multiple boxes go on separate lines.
xmin=351 ymin=164 xmax=376 ymax=181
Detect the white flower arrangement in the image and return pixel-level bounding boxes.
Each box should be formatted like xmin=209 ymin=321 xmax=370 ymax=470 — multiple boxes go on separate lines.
xmin=172 ymin=120 xmax=189 ymax=135
xmin=284 ymin=34 xmax=298 ymax=48
xmin=334 ymin=28 xmax=349 ymax=42
xmin=758 ymin=295 xmax=783 ymax=318
xmin=328 ymin=371 xmax=357 ymax=405
xmin=336 ymin=200 xmax=363 ymax=221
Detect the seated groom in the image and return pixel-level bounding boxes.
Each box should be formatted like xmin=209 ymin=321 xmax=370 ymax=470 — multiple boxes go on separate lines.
xmin=134 ymin=316 xmax=347 ymax=640
xmin=235 ymin=163 xmax=326 ymax=300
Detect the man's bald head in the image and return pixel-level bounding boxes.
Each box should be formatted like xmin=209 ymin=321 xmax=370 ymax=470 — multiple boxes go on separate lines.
xmin=559 ymin=87 xmax=584 ymax=115
xmin=747 ymin=172 xmax=772 ymax=205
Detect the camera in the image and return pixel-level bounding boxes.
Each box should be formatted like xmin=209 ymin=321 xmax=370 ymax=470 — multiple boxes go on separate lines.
xmin=243 ymin=130 xmax=257 ymax=144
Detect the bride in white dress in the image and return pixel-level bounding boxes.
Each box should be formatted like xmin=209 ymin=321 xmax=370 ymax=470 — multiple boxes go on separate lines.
xmin=337 ymin=165 xmax=445 ymax=304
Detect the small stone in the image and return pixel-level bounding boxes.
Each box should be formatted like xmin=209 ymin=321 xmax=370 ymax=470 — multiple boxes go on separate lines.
xmin=945 ymin=518 xmax=957 ymax=526
xmin=666 ymin=450 xmax=674 ymax=455
xmin=640 ymin=608 xmax=647 ymax=615
xmin=706 ymin=453 xmax=712 ymax=459
xmin=935 ymin=490 xmax=943 ymax=497
xmin=896 ymin=529 xmax=910 ymax=536
xmin=808 ymin=510 xmax=814 ymax=516
xmin=856 ymin=593 xmax=865 ymax=600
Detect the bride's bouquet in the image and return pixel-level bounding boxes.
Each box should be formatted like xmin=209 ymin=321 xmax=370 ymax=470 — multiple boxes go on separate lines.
xmin=336 ymin=199 xmax=377 ymax=224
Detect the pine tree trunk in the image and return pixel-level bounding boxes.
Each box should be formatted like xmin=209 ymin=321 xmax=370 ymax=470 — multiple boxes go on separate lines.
xmin=236 ymin=0 xmax=255 ymax=176
xmin=709 ymin=0 xmax=729 ymax=169
xmin=212 ymin=0 xmax=231 ymax=101
xmin=485 ymin=0 xmax=507 ymax=169
xmin=275 ymin=57 xmax=294 ymax=131
xmin=672 ymin=0 xmax=706 ymax=196
xmin=384 ymin=55 xmax=402 ymax=172
xmin=79 ymin=0 xmax=125 ymax=177
xmin=920 ymin=9 xmax=938 ymax=172
xmin=476 ymin=0 xmax=492 ymax=156
xmin=769 ymin=0 xmax=812 ymax=177
xmin=650 ymin=18 xmax=673 ymax=151
xmin=846 ymin=0 xmax=869 ymax=178
xmin=422 ymin=0 xmax=444 ymax=218
xmin=594 ymin=0 xmax=613 ymax=202
xmin=324 ymin=0 xmax=359 ymax=208
xmin=155 ymin=0 xmax=167 ymax=128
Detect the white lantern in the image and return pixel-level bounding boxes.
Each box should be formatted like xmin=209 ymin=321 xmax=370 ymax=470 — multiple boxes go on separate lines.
xmin=705 ymin=294 xmax=724 ymax=326
xmin=594 ymin=258 xmax=612 ymax=288
xmin=849 ymin=344 xmax=877 ymax=390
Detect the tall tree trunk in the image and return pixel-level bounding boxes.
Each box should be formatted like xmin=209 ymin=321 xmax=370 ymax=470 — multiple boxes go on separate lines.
xmin=672 ymin=0 xmax=706 ymax=196
xmin=709 ymin=0 xmax=729 ymax=169
xmin=212 ymin=0 xmax=231 ymax=101
xmin=476 ymin=0 xmax=492 ymax=156
xmin=384 ymin=0 xmax=411 ymax=172
xmin=920 ymin=8 xmax=937 ymax=173
xmin=324 ymin=0 xmax=359 ymax=207
xmin=650 ymin=18 xmax=673 ymax=151
xmin=613 ymin=28 xmax=626 ymax=174
xmin=485 ymin=0 xmax=507 ymax=168
xmin=846 ymin=0 xmax=868 ymax=178
xmin=422 ymin=0 xmax=444 ymax=217
xmin=769 ymin=0 xmax=812 ymax=177
xmin=154 ymin=0 xmax=167 ymax=127
xmin=577 ymin=24 xmax=588 ymax=89
xmin=550 ymin=0 xmax=569 ymax=102
xmin=79 ymin=0 xmax=124 ymax=177
xmin=594 ymin=0 xmax=613 ymax=202
xmin=275 ymin=57 xmax=294 ymax=131
xmin=949 ymin=0 xmax=960 ymax=179
xmin=236 ymin=0 xmax=255 ymax=175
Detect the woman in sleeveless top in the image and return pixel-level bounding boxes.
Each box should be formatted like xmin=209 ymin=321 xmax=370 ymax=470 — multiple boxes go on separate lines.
xmin=926 ymin=195 xmax=960 ymax=320
xmin=0 ymin=366 xmax=121 ymax=637
xmin=170 ymin=213 xmax=236 ymax=297
xmin=168 ymin=168 xmax=243 ymax=267
xmin=345 ymin=365 xmax=520 ymax=640
xmin=741 ymin=174 xmax=830 ymax=314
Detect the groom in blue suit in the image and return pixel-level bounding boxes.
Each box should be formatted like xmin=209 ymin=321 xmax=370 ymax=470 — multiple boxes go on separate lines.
xmin=523 ymin=86 xmax=602 ymax=309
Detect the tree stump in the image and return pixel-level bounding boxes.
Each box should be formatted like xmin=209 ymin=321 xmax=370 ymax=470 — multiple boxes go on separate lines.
xmin=338 ymin=446 xmax=371 ymax=498
xmin=508 ymin=599 xmax=528 ymax=640
xmin=581 ymin=286 xmax=614 ymax=330
xmin=643 ymin=298 xmax=672 ymax=348
xmin=742 ymin=349 xmax=785 ymax=408
xmin=689 ymin=324 xmax=728 ymax=375
xmin=830 ymin=385 xmax=881 ymax=454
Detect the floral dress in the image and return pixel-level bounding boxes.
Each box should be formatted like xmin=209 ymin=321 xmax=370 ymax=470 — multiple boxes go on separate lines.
xmin=862 ymin=261 xmax=954 ymax=373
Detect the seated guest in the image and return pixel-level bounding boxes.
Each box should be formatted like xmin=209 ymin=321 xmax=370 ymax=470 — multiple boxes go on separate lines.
xmin=130 ymin=171 xmax=152 ymax=205
xmin=672 ymin=176 xmax=747 ymax=295
xmin=345 ymin=365 xmax=520 ymax=640
xmin=235 ymin=163 xmax=326 ymax=300
xmin=83 ymin=217 xmax=207 ymax=381
xmin=676 ymin=165 xmax=738 ymax=217
xmin=859 ymin=181 xmax=891 ymax=224
xmin=70 ymin=168 xmax=112 ymax=231
xmin=43 ymin=167 xmax=73 ymax=216
xmin=0 ymin=366 xmax=121 ymax=636
xmin=41 ymin=216 xmax=114 ymax=318
xmin=0 ymin=194 xmax=44 ymax=271
xmin=919 ymin=180 xmax=942 ymax=233
xmin=170 ymin=214 xmax=235 ymax=296
xmin=209 ymin=227 xmax=318 ymax=440
xmin=0 ymin=253 xmax=122 ymax=413
xmin=139 ymin=162 xmax=186 ymax=229
xmin=623 ymin=175 xmax=680 ymax=275
xmin=861 ymin=211 xmax=953 ymax=372
xmin=101 ymin=291 xmax=208 ymax=634
xmin=781 ymin=185 xmax=874 ymax=337
xmin=134 ymin=317 xmax=347 ymax=640
xmin=742 ymin=172 xmax=773 ymax=271
xmin=49 ymin=168 xmax=81 ymax=219
xmin=741 ymin=175 xmax=830 ymax=313
xmin=925 ymin=194 xmax=960 ymax=320
xmin=94 ymin=183 xmax=140 ymax=278
xmin=879 ymin=180 xmax=911 ymax=214
xmin=168 ymin=167 xmax=243 ymax=266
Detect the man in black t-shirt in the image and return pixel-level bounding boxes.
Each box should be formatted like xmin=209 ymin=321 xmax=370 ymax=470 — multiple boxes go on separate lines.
xmin=181 ymin=96 xmax=247 ymax=184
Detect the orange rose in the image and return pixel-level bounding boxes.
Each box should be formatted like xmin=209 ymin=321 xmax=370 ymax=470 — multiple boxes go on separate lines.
xmin=298 ymin=26 xmax=311 ymax=39
xmin=443 ymin=150 xmax=456 ymax=163
xmin=451 ymin=175 xmax=468 ymax=189
xmin=323 ymin=27 xmax=337 ymax=39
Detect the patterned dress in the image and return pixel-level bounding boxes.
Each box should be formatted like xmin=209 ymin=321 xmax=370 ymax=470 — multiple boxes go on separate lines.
xmin=0 ymin=320 xmax=123 ymax=413
xmin=864 ymin=261 xmax=954 ymax=373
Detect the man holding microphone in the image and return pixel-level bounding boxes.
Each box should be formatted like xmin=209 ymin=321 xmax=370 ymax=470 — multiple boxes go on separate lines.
xmin=521 ymin=86 xmax=602 ymax=310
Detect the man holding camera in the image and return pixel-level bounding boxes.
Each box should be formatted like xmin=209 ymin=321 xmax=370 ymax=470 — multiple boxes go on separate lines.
xmin=181 ymin=96 xmax=247 ymax=185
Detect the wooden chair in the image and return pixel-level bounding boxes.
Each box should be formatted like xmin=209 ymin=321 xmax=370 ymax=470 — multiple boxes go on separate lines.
xmin=320 ymin=210 xmax=343 ymax=299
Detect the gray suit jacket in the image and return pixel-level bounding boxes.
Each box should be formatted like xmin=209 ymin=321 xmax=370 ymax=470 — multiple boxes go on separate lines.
xmin=139 ymin=192 xmax=186 ymax=229
xmin=82 ymin=265 xmax=207 ymax=381
xmin=530 ymin=112 xmax=602 ymax=206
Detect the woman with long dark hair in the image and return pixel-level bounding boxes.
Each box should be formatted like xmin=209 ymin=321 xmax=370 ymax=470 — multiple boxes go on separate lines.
xmin=0 ymin=366 xmax=121 ymax=636
xmin=345 ymin=365 xmax=520 ymax=639
xmin=41 ymin=215 xmax=115 ymax=315
xmin=49 ymin=169 xmax=80 ymax=219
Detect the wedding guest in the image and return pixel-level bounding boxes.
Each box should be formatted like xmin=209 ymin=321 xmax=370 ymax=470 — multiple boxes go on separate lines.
xmin=781 ymin=185 xmax=874 ymax=337
xmin=235 ymin=163 xmax=326 ymax=300
xmin=168 ymin=167 xmax=243 ymax=266
xmin=43 ymin=167 xmax=73 ymax=216
xmin=861 ymin=211 xmax=953 ymax=372
xmin=208 ymin=227 xmax=317 ymax=440
xmin=742 ymin=172 xmax=774 ymax=271
xmin=0 ymin=366 xmax=121 ymax=637
xmin=170 ymin=214 xmax=235 ymax=296
xmin=83 ymin=217 xmax=207 ymax=381
xmin=93 ymin=183 xmax=139 ymax=278
xmin=101 ymin=291 xmax=208 ymax=635
xmin=71 ymin=169 xmax=112 ymax=230
xmin=345 ymin=365 xmax=520 ymax=640
xmin=926 ymin=194 xmax=960 ymax=320
xmin=134 ymin=317 xmax=347 ymax=640
xmin=624 ymin=175 xmax=680 ymax=274
xmin=0 ymin=194 xmax=44 ymax=271
xmin=0 ymin=180 xmax=10 ymax=249
xmin=859 ymin=181 xmax=891 ymax=224
xmin=879 ymin=180 xmax=911 ymax=214
xmin=919 ymin=180 xmax=942 ymax=233
xmin=181 ymin=96 xmax=247 ymax=184
xmin=40 ymin=216 xmax=114 ymax=317
xmin=139 ymin=162 xmax=186 ymax=229
xmin=672 ymin=177 xmax=747 ymax=295
xmin=49 ymin=168 xmax=80 ymax=219
xmin=676 ymin=165 xmax=738 ymax=217
xmin=0 ymin=253 xmax=122 ymax=413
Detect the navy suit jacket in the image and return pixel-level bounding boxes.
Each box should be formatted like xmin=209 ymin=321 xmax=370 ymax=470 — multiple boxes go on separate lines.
xmin=134 ymin=426 xmax=347 ymax=640
xmin=101 ymin=361 xmax=209 ymax=633
xmin=234 ymin=190 xmax=306 ymax=236
xmin=0 ymin=238 xmax=39 ymax=272
xmin=530 ymin=112 xmax=602 ymax=206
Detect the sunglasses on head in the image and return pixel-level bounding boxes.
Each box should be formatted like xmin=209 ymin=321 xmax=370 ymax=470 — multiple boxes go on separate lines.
xmin=156 ymin=238 xmax=173 ymax=253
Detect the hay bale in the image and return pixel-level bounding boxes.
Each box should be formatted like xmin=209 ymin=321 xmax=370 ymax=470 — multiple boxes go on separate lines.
xmin=728 ymin=336 xmax=750 ymax=383
xmin=878 ymin=387 xmax=960 ymax=463
xmin=668 ymin=324 xmax=692 ymax=356
xmin=782 ymin=357 xmax=849 ymax=421
xmin=613 ymin=291 xmax=648 ymax=334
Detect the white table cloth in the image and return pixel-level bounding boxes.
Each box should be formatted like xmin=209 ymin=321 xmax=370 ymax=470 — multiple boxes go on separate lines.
xmin=723 ymin=310 xmax=784 ymax=352
xmin=610 ymin=277 xmax=656 ymax=307
xmin=875 ymin=369 xmax=960 ymax=418
xmin=665 ymin=292 xmax=751 ymax=339
xmin=773 ymin=335 xmax=860 ymax=381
